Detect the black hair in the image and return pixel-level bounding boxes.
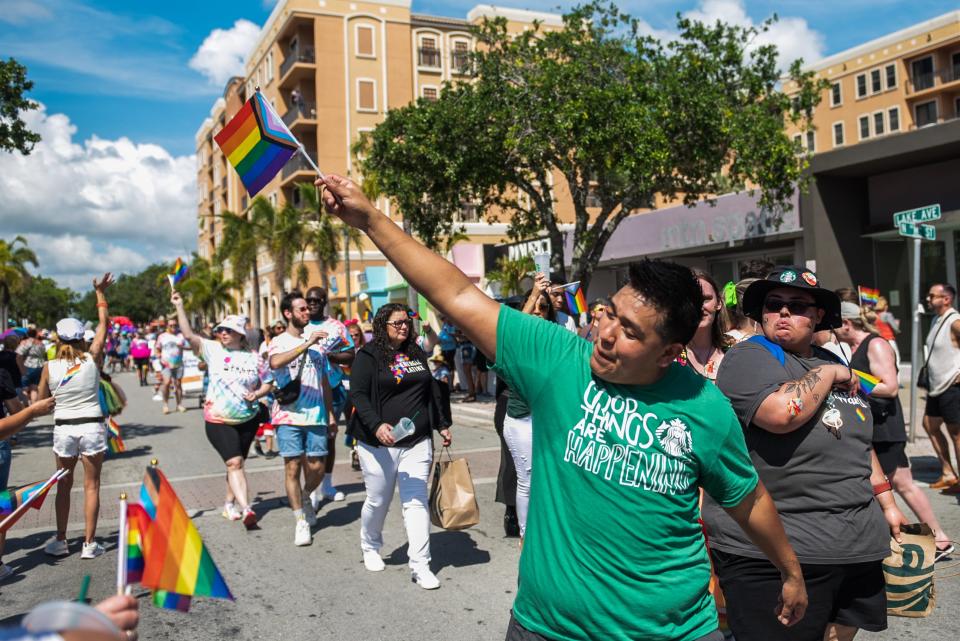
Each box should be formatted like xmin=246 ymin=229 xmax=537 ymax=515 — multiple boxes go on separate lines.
xmin=522 ymin=288 xmax=556 ymax=322
xmin=626 ymin=259 xmax=702 ymax=345
xmin=944 ymin=284 xmax=957 ymax=301
xmin=280 ymin=290 xmax=305 ymax=319
xmin=371 ymin=303 xmax=426 ymax=362
xmin=691 ymin=269 xmax=732 ymax=350
xmin=305 ymin=286 xmax=328 ymax=300
xmin=739 ymin=259 xmax=774 ymax=280
xmin=27 ymin=328 xmax=38 ymax=339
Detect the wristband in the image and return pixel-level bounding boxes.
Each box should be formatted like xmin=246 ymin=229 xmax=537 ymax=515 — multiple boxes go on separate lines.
xmin=96 ymin=302 xmax=108 ymax=308
xmin=872 ymin=481 xmax=892 ymax=496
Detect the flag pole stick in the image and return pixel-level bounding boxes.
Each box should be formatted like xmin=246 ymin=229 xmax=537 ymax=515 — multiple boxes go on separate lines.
xmin=297 ymin=145 xmax=326 ymax=180
xmin=117 ymin=492 xmax=128 ymax=596
xmin=0 ymin=469 xmax=68 ymax=532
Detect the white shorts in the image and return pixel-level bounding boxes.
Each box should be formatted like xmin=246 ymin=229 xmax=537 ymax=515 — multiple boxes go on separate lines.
xmin=53 ymin=422 xmax=107 ymax=458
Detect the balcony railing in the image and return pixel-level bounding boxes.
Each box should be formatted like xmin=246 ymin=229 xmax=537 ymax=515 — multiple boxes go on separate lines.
xmin=451 ymin=52 xmax=471 ymax=75
xmin=281 ymin=153 xmax=315 ymax=180
xmin=418 ymin=48 xmax=441 ymax=68
xmin=279 ymin=47 xmax=315 ymax=78
xmin=282 ymin=100 xmax=316 ymax=127
xmin=907 ymin=66 xmax=960 ymax=94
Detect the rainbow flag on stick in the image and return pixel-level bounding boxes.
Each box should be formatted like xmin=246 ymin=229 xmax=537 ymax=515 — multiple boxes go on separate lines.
xmin=0 ymin=469 xmax=68 ymax=533
xmin=859 ymin=286 xmax=880 ymax=307
xmin=215 ymin=91 xmax=321 ymax=197
xmin=562 ymin=282 xmax=587 ymax=316
xmin=107 ymin=418 xmax=126 ymax=454
xmin=852 ymin=368 xmax=880 ymax=395
xmin=168 ymin=258 xmax=188 ymax=288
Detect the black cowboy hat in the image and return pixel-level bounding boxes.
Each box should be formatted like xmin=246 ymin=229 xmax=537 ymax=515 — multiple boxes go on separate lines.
xmin=741 ymin=265 xmax=841 ymax=331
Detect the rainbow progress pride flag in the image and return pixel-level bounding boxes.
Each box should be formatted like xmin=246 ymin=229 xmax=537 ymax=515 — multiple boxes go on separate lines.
xmin=214 ymin=92 xmax=299 ymax=197
xmin=852 ymin=368 xmax=880 ymax=395
xmin=563 ymin=282 xmax=587 ymax=316
xmin=859 ymin=286 xmax=880 ymax=306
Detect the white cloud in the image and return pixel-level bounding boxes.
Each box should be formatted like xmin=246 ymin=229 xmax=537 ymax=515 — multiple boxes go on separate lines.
xmin=0 ymin=0 xmax=52 ymax=25
xmin=0 ymin=104 xmax=197 ymax=290
xmin=684 ymin=0 xmax=825 ymax=68
xmin=189 ymin=19 xmax=262 ymax=87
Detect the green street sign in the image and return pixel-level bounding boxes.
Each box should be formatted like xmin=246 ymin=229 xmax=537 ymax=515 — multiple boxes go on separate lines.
xmin=893 ymin=204 xmax=941 ymax=226
xmin=898 ymin=222 xmax=936 ymax=240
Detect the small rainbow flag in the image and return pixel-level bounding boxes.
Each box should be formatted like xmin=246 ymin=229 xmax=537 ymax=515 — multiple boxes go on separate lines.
xmin=170 ymin=258 xmax=188 ymax=286
xmin=153 ymin=590 xmax=192 ymax=613
xmin=852 ymin=368 xmax=880 ymax=395
xmin=856 ymin=407 xmax=867 ymax=422
xmin=126 ymin=502 xmax=151 ymax=583
xmin=859 ymin=286 xmax=880 ymax=307
xmin=214 ymin=92 xmax=299 ymax=197
xmin=139 ymin=466 xmax=233 ymax=603
xmin=0 ymin=470 xmax=64 ymax=533
xmin=107 ymin=418 xmax=126 ymax=454
xmin=563 ymin=282 xmax=587 ymax=316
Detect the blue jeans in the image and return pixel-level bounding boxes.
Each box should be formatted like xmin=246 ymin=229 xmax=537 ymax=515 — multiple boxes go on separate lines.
xmin=276 ymin=425 xmax=329 ymax=458
xmin=0 ymin=440 xmax=11 ymax=490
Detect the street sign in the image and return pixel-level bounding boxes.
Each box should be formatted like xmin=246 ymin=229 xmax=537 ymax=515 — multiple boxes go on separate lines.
xmin=893 ymin=204 xmax=941 ymax=226
xmin=898 ymin=222 xmax=936 ymax=240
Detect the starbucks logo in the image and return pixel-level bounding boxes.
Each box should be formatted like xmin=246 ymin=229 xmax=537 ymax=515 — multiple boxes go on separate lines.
xmin=780 ymin=270 xmax=797 ymax=284
xmin=656 ymin=418 xmax=693 ymax=457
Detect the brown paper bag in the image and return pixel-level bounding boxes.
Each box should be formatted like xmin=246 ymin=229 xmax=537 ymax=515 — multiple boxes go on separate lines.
xmin=883 ymin=523 xmax=936 ymax=618
xmin=429 ymin=448 xmax=480 ymax=530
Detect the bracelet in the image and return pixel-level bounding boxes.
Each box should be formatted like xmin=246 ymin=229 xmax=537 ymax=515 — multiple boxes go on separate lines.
xmin=96 ymin=302 xmax=108 ymax=308
xmin=872 ymin=481 xmax=892 ymax=496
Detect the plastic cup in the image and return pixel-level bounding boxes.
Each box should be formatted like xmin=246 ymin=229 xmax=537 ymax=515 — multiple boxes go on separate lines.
xmin=391 ymin=417 xmax=415 ymax=441
xmin=23 ymin=600 xmax=120 ymax=638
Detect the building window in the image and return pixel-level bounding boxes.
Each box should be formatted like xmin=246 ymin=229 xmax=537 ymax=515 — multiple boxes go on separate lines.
xmin=870 ymin=68 xmax=881 ymax=94
xmin=356 ymin=25 xmax=375 ymax=57
xmin=873 ymin=111 xmax=885 ymax=136
xmin=915 ymin=100 xmax=938 ymax=127
xmin=452 ymin=40 xmax=470 ymax=74
xmin=830 ymin=82 xmax=842 ymax=107
xmin=418 ymin=36 xmax=441 ymax=68
xmin=266 ymin=51 xmax=274 ymax=82
xmin=911 ymin=56 xmax=935 ymax=91
xmin=888 ymin=107 xmax=900 ymax=132
xmin=856 ymin=73 xmax=867 ymax=98
xmin=806 ymin=130 xmax=815 ymax=152
xmin=885 ymin=63 xmax=896 ymax=89
xmin=833 ymin=122 xmax=844 ymax=147
xmin=953 ymin=52 xmax=960 ymax=83
xmin=357 ymin=78 xmax=377 ymax=112
xmin=422 ymin=86 xmax=438 ymax=101
xmin=792 ymin=133 xmax=802 ymax=149
xmin=858 ymin=115 xmax=870 ymax=139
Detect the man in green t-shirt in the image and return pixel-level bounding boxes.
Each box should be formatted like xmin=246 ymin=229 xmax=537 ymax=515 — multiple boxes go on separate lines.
xmin=317 ymin=175 xmax=806 ymax=641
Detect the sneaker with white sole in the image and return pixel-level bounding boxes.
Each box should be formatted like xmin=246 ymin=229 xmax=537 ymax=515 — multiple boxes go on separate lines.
xmin=152 ymin=393 xmax=162 ymax=401
xmin=309 ymin=488 xmax=321 ymax=512
xmin=411 ymin=567 xmax=440 ymax=590
xmin=0 ymin=563 xmax=13 ymax=581
xmin=294 ymin=518 xmax=312 ymax=546
xmin=321 ymin=485 xmax=346 ymax=502
xmin=222 ymin=502 xmax=242 ymax=521
xmin=242 ymin=507 xmax=258 ymax=529
xmin=363 ymin=550 xmax=385 ymax=572
xmin=301 ymin=498 xmax=318 ymax=526
xmin=81 ymin=541 xmax=105 ymax=559
xmin=44 ymin=537 xmax=70 ymax=557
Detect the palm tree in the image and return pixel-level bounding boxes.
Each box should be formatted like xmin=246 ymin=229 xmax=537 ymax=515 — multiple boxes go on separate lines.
xmin=179 ymin=256 xmax=239 ymax=325
xmin=486 ymin=255 xmax=535 ymax=297
xmin=296 ymin=183 xmax=363 ymax=290
xmin=249 ymin=196 xmax=308 ymax=297
xmin=0 ymin=235 xmax=38 ymax=329
xmin=215 ymin=210 xmax=263 ymax=327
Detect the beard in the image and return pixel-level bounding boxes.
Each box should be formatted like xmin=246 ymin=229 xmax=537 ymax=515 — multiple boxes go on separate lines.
xmin=290 ymin=316 xmax=308 ymax=330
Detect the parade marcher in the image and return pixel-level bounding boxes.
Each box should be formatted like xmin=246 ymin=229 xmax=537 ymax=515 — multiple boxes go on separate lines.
xmin=155 ymin=318 xmax=187 ymax=414
xmin=724 ymin=279 xmax=761 ymax=343
xmin=348 ymin=303 xmax=452 ymax=589
xmin=836 ymin=302 xmax=953 ymax=560
xmin=437 ymin=317 xmax=458 ymax=387
xmin=268 ymin=291 xmax=338 ymax=547
xmin=39 ymin=273 xmax=114 ymax=559
xmin=320 ymin=174 xmax=806 ymax=639
xmin=548 ymin=282 xmax=579 ymax=333
xmin=16 ymin=328 xmax=47 ymax=404
xmin=172 ymin=293 xmax=271 ymax=529
xmin=304 ymin=286 xmax=355 ymax=506
xmin=920 ymin=283 xmax=960 ymax=492
xmin=703 ymin=266 xmax=907 ymax=641
xmin=679 ymin=271 xmax=730 ymax=381
xmin=130 ymin=331 xmax=151 ymax=386
xmin=0 ymin=334 xmax=21 ymax=388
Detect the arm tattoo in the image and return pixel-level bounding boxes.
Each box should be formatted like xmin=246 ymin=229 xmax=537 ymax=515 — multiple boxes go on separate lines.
xmin=782 ymin=367 xmax=823 ymax=400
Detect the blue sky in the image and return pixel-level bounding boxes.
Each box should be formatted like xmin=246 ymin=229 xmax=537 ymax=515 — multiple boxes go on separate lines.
xmin=1 ymin=0 xmax=958 ymax=291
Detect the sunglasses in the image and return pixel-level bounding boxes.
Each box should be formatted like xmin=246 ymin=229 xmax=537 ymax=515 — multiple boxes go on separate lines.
xmin=306 ymin=297 xmax=326 ymax=304
xmin=763 ymin=298 xmax=816 ymax=315
xmin=386 ymin=319 xmax=411 ymax=329
xmin=214 ymin=327 xmax=233 ymax=335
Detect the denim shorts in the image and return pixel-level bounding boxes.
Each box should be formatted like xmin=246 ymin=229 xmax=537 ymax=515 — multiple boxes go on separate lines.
xmin=0 ymin=440 xmax=11 ymax=489
xmin=276 ymin=424 xmax=329 ymax=459
xmin=21 ymin=367 xmax=42 ymax=387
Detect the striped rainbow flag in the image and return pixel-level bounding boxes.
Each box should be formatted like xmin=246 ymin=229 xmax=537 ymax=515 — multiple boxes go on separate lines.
xmin=852 ymin=368 xmax=880 ymax=395
xmin=563 ymin=282 xmax=587 ymax=316
xmin=214 ymin=92 xmax=299 ymax=197
xmin=859 ymin=286 xmax=880 ymax=307
xmin=107 ymin=418 xmax=126 ymax=454
xmin=59 ymin=362 xmax=82 ymax=388
xmin=170 ymin=258 xmax=188 ymax=286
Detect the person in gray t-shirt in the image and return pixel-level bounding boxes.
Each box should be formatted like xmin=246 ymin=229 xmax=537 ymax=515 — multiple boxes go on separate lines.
xmin=701 ymin=266 xmax=907 ymax=641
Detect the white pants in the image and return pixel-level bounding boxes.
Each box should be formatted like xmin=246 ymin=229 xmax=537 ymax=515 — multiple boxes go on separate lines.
xmin=357 ymin=438 xmax=433 ymax=570
xmin=503 ymin=414 xmax=533 ymax=537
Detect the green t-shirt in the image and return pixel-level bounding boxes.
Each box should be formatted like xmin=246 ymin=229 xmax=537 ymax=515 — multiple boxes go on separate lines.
xmin=493 ymin=306 xmax=758 ymax=641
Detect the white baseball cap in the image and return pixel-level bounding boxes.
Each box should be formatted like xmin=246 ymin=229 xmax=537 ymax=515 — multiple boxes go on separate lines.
xmin=84 ymin=329 xmax=96 ymax=342
xmin=213 ymin=315 xmax=247 ymax=337
xmin=55 ymin=318 xmax=85 ymax=342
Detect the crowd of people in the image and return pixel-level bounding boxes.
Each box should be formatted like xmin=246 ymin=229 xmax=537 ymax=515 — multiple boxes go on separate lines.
xmin=0 ymin=175 xmax=958 ymax=640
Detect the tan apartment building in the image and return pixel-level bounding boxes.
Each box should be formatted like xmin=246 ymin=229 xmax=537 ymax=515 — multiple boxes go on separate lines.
xmin=195 ymin=1 xmax=569 ymax=327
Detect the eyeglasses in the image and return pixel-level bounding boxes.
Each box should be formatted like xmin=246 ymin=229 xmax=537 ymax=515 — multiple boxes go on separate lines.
xmin=763 ymin=298 xmax=816 ymax=315
xmin=214 ymin=327 xmax=233 ymax=334
xmin=305 ymin=298 xmax=326 ymax=304
xmin=927 ymin=293 xmax=944 ymax=299
xmin=386 ymin=319 xmax=411 ymax=329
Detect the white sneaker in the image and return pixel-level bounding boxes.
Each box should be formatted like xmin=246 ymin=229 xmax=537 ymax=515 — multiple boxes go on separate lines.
xmin=44 ymin=537 xmax=70 ymax=557
xmin=363 ymin=550 xmax=385 ymax=572
xmin=301 ymin=499 xmax=318 ymax=526
xmin=0 ymin=563 xmax=13 ymax=581
xmin=322 ymin=486 xmax=346 ymax=502
xmin=412 ymin=567 xmax=440 ymax=590
xmin=309 ymin=488 xmax=321 ymax=512
xmin=80 ymin=541 xmax=105 ymax=559
xmin=221 ymin=502 xmax=242 ymax=521
xmin=152 ymin=393 xmax=162 ymax=401
xmin=294 ymin=518 xmax=312 ymax=546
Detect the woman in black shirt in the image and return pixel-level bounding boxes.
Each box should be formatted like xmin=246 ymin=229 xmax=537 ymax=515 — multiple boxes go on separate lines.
xmin=348 ymin=303 xmax=452 ymax=590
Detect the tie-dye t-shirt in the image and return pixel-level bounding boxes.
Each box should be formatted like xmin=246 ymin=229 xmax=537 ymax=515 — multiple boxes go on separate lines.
xmin=304 ymin=316 xmax=354 ymax=388
xmin=157 ymin=332 xmax=186 ymax=368
xmin=200 ymin=340 xmax=271 ymax=425
xmin=269 ymin=332 xmax=329 ymax=426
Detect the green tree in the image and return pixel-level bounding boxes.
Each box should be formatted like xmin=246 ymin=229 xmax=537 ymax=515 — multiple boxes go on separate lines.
xmin=357 ymin=2 xmax=824 ymax=293
xmin=9 ymin=276 xmax=76 ymax=328
xmin=0 ymin=235 xmax=38 ymax=328
xmin=0 ymin=58 xmax=41 ymax=154
xmin=295 ymin=182 xmax=363 ymax=290
xmin=486 ymin=255 xmax=535 ymax=297
xmin=76 ymin=264 xmax=172 ymax=324
xmin=249 ymin=196 xmax=308 ymax=296
xmin=177 ymin=255 xmax=239 ymax=325
xmin=216 ymin=210 xmax=263 ymax=327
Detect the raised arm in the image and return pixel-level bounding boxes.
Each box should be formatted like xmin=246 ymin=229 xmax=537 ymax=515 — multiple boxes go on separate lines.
xmin=752 ymin=363 xmax=855 ymax=433
xmin=88 ymin=273 xmax=114 ymax=364
xmin=521 ymin=273 xmax=550 ymax=315
xmin=170 ymin=291 xmax=203 ymax=353
xmin=320 ymin=175 xmax=499 ymax=360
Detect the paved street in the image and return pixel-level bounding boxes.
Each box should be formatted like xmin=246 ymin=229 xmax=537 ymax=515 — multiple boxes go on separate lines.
xmin=0 ymin=372 xmax=958 ymax=640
